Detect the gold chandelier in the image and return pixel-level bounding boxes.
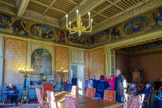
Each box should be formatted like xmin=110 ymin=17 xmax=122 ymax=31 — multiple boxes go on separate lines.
xmin=66 ymin=9 xmax=93 ymax=36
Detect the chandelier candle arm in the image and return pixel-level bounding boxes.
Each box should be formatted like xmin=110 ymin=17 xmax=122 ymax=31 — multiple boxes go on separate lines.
xmin=76 ymin=9 xmax=79 ymax=21
xmin=88 ymin=11 xmax=91 ymax=24
xmin=65 ymin=9 xmax=93 ymax=36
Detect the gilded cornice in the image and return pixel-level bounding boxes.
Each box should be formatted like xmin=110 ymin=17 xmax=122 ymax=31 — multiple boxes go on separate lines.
xmin=23 ymin=10 xmax=60 ymax=28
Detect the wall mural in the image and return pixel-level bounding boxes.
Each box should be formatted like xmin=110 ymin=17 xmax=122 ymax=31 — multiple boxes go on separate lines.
xmin=31 ymin=49 xmax=52 ymax=75
xmin=12 ymin=19 xmax=28 ymax=36
xmin=91 ymin=7 xmax=162 ymax=47
xmin=0 ymin=7 xmax=161 ymax=48
xmin=30 ymin=23 xmax=54 ymax=40
xmin=123 ymin=16 xmax=149 ymax=35
xmin=0 ymin=13 xmax=12 ymax=29
xmin=0 ymin=13 xmax=89 ymax=48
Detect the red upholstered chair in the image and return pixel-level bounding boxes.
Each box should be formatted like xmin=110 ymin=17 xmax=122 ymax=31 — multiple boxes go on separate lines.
xmin=46 ymin=90 xmax=57 ymax=108
xmin=86 ymin=88 xmax=96 ymax=98
xmin=127 ymin=94 xmax=145 ymax=108
xmin=159 ymin=86 xmax=162 ymax=91
xmin=65 ymin=96 xmax=79 ymax=108
xmin=104 ymin=90 xmax=116 ymax=102
xmin=42 ymin=83 xmax=53 ymax=96
xmin=71 ymin=86 xmax=78 ymax=96
xmin=35 ymin=88 xmax=49 ymax=108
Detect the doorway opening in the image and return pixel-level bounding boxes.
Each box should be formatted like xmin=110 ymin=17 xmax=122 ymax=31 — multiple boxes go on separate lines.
xmin=70 ymin=64 xmax=85 ymax=95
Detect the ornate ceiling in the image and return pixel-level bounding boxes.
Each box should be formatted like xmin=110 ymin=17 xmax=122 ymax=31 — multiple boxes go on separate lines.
xmin=0 ymin=0 xmax=161 ymax=35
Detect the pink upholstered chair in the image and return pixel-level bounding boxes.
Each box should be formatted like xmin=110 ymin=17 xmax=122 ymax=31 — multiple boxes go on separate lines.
xmin=71 ymin=86 xmax=78 ymax=96
xmin=86 ymin=88 xmax=96 ymax=98
xmin=127 ymin=94 xmax=145 ymax=108
xmin=104 ymin=90 xmax=116 ymax=102
xmin=35 ymin=88 xmax=49 ymax=108
xmin=65 ymin=96 xmax=79 ymax=108
xmin=46 ymin=90 xmax=57 ymax=108
xmin=42 ymin=83 xmax=53 ymax=96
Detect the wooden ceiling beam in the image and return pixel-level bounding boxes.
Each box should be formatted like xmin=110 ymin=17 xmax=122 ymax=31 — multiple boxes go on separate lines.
xmin=16 ymin=0 xmax=30 ymax=17
xmin=67 ymin=0 xmax=78 ymax=5
xmin=30 ymin=0 xmax=66 ymax=14
xmin=0 ymin=0 xmax=15 ymax=7
xmin=42 ymin=0 xmax=57 ymax=15
xmin=91 ymin=5 xmax=112 ymax=18
xmin=106 ymin=0 xmax=124 ymax=11
xmin=91 ymin=10 xmax=109 ymax=18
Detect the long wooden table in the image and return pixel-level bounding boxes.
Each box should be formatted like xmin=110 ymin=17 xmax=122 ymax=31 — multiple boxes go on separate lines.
xmin=54 ymin=91 xmax=122 ymax=108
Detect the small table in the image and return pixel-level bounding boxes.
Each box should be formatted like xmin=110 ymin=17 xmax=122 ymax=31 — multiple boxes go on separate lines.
xmin=54 ymin=91 xmax=122 ymax=108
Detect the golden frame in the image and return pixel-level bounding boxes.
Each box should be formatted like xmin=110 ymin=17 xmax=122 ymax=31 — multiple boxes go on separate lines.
xmin=28 ymin=22 xmax=56 ymax=41
xmin=120 ymin=13 xmax=155 ymax=37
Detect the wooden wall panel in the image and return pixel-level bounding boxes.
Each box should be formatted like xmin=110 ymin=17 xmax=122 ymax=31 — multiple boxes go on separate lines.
xmin=116 ymin=54 xmax=130 ymax=81
xmin=4 ymin=38 xmax=27 ymax=85
xmin=55 ymin=46 xmax=69 ymax=83
xmin=84 ymin=51 xmax=90 ymax=78
xmin=90 ymin=48 xmax=105 ymax=80
xmin=130 ymin=52 xmax=162 ymax=82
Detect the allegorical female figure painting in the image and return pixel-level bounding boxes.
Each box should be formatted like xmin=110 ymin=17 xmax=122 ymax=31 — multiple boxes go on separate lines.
xmin=31 ymin=49 xmax=52 ymax=75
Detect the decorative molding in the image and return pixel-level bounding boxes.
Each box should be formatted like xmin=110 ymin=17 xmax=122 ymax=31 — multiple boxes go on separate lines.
xmin=23 ymin=10 xmax=60 ymax=28
xmin=69 ymin=48 xmax=84 ymax=64
xmin=0 ymin=36 xmax=4 ymax=57
xmin=91 ymin=0 xmax=162 ymax=35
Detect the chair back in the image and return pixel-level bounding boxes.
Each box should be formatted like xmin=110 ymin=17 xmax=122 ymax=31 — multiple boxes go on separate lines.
xmin=46 ymin=90 xmax=57 ymax=108
xmin=71 ymin=86 xmax=78 ymax=95
xmin=35 ymin=88 xmax=44 ymax=105
xmin=42 ymin=83 xmax=53 ymax=95
xmin=65 ymin=96 xmax=79 ymax=108
xmin=86 ymin=88 xmax=96 ymax=98
xmin=159 ymin=86 xmax=162 ymax=91
xmin=127 ymin=94 xmax=145 ymax=108
xmin=104 ymin=90 xmax=116 ymax=102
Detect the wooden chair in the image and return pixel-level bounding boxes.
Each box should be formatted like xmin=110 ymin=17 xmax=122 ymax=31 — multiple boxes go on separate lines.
xmin=86 ymin=88 xmax=96 ymax=98
xmin=42 ymin=83 xmax=53 ymax=95
xmin=127 ymin=94 xmax=145 ymax=108
xmin=103 ymin=90 xmax=116 ymax=102
xmin=35 ymin=88 xmax=49 ymax=108
xmin=65 ymin=96 xmax=79 ymax=108
xmin=71 ymin=86 xmax=78 ymax=95
xmin=159 ymin=86 xmax=162 ymax=91
xmin=46 ymin=90 xmax=57 ymax=108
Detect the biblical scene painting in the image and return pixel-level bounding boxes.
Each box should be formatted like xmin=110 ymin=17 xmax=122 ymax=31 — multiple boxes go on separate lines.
xmin=31 ymin=24 xmax=53 ymax=39
xmin=110 ymin=25 xmax=122 ymax=40
xmin=123 ymin=16 xmax=149 ymax=35
xmin=31 ymin=49 xmax=52 ymax=75
xmin=12 ymin=19 xmax=28 ymax=36
xmin=53 ymin=29 xmax=66 ymax=43
xmin=91 ymin=29 xmax=110 ymax=45
xmin=0 ymin=13 xmax=12 ymax=29
xmin=66 ymin=32 xmax=90 ymax=46
xmin=152 ymin=7 xmax=162 ymax=27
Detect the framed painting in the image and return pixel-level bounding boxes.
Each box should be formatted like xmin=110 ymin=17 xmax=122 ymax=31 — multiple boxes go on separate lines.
xmin=30 ymin=23 xmax=55 ymax=40
xmin=0 ymin=13 xmax=12 ymax=29
xmin=121 ymin=14 xmax=153 ymax=37
xmin=31 ymin=49 xmax=52 ymax=75
xmin=131 ymin=68 xmax=144 ymax=84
